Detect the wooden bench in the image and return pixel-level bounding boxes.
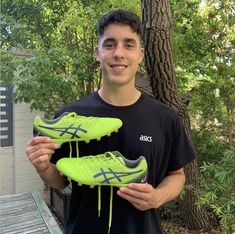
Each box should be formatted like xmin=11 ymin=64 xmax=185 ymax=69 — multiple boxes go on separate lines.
xmin=0 ymin=191 xmax=62 ymax=234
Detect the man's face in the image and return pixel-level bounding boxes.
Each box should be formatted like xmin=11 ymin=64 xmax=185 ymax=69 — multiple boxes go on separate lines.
xmin=96 ymin=24 xmax=144 ymax=87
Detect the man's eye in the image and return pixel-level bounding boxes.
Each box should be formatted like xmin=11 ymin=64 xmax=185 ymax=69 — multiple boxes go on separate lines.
xmin=104 ymin=43 xmax=114 ymax=48
xmin=126 ymin=43 xmax=134 ymax=48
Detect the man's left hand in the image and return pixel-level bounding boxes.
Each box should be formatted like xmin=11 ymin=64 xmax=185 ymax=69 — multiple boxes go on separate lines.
xmin=117 ymin=183 xmax=162 ymax=211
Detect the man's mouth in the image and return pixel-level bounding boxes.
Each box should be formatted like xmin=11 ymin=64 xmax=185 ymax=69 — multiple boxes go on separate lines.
xmin=110 ymin=64 xmax=128 ymax=71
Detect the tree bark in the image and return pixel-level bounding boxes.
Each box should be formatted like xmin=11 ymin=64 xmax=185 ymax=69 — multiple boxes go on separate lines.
xmin=141 ymin=0 xmax=209 ymax=229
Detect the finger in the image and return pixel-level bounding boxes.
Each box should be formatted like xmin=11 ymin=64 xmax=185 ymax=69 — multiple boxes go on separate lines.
xmin=32 ymin=153 xmax=48 ymax=164
xmin=26 ymin=142 xmax=57 ymax=158
xmin=117 ymin=189 xmax=138 ymax=201
xmin=32 ymin=154 xmax=50 ymax=172
xmin=117 ymin=190 xmax=150 ymax=211
xmin=33 ymin=142 xmax=58 ymax=151
xmin=30 ymin=136 xmax=52 ymax=146
xmin=127 ymin=183 xmax=151 ymax=192
xmin=28 ymin=148 xmax=55 ymax=162
xmin=131 ymin=201 xmax=147 ymax=211
xmin=26 ymin=137 xmax=52 ymax=153
xmin=117 ymin=189 xmax=148 ymax=206
xmin=118 ymin=187 xmax=147 ymax=200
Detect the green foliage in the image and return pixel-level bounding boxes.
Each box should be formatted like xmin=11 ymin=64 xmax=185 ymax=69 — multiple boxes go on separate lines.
xmin=1 ymin=48 xmax=93 ymax=113
xmin=172 ymin=0 xmax=235 ymax=161
xmin=1 ymin=1 xmax=99 ymax=114
xmin=198 ymin=146 xmax=235 ymax=233
xmin=1 ymin=0 xmax=141 ymax=116
xmin=192 ymin=129 xmax=226 ymax=165
xmin=172 ymin=3 xmax=234 ymax=230
xmin=104 ymin=0 xmax=141 ymax=13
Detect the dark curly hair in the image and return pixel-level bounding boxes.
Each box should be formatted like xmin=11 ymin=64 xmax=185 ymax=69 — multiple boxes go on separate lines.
xmin=97 ymin=9 xmax=142 ymax=40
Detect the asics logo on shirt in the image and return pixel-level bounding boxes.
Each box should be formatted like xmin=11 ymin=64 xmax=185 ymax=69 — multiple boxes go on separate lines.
xmin=139 ymin=135 xmax=152 ymax=142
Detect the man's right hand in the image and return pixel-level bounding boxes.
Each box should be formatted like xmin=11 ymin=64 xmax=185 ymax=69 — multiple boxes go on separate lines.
xmin=26 ymin=136 xmax=59 ymax=173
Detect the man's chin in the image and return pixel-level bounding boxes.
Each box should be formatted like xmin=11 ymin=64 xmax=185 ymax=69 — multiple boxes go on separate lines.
xmin=109 ymin=77 xmax=133 ymax=86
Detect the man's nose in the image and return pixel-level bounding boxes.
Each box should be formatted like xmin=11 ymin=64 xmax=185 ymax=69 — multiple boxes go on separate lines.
xmin=113 ymin=43 xmax=125 ymax=59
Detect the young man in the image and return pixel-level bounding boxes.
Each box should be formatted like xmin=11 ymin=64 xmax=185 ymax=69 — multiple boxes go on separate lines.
xmin=26 ymin=10 xmax=195 ymax=234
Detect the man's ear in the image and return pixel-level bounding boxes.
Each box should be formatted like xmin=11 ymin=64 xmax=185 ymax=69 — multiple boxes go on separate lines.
xmin=95 ymin=47 xmax=100 ymax=61
xmin=138 ymin=47 xmax=145 ymax=64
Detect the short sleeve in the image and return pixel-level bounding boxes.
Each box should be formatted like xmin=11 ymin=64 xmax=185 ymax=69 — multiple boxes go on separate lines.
xmin=167 ymin=114 xmax=195 ymax=172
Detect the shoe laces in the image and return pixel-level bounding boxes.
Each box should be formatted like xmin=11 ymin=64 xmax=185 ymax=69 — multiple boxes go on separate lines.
xmin=83 ymin=152 xmax=122 ymax=166
xmin=67 ymin=148 xmax=117 ymax=233
xmin=68 ymin=141 xmax=79 ymax=158
xmin=95 ymin=152 xmax=118 ymax=233
xmin=65 ymin=112 xmax=96 ymax=122
xmin=98 ymin=185 xmax=113 ymax=234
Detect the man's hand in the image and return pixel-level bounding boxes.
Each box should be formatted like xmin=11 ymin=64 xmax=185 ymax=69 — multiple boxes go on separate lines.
xmin=25 ymin=136 xmax=68 ymax=189
xmin=117 ymin=168 xmax=185 ymax=210
xmin=26 ymin=136 xmax=58 ymax=172
xmin=117 ymin=183 xmax=160 ymax=210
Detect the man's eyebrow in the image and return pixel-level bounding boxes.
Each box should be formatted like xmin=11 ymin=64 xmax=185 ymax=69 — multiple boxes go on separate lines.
xmin=124 ymin=38 xmax=137 ymax=44
xmin=102 ymin=38 xmax=138 ymax=44
xmin=102 ymin=38 xmax=116 ymax=44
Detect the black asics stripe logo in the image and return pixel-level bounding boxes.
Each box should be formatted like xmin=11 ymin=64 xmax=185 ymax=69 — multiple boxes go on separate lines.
xmin=93 ymin=168 xmax=144 ymax=184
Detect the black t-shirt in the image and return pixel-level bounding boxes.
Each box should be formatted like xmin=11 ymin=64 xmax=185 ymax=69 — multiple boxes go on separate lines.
xmin=51 ymin=92 xmax=195 ymax=234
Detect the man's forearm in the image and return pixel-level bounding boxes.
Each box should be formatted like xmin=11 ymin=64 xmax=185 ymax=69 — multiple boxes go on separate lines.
xmin=38 ymin=163 xmax=69 ymax=189
xmin=154 ymin=168 xmax=185 ymax=208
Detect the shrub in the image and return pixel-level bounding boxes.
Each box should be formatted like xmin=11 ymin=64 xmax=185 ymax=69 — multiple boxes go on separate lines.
xmin=198 ymin=147 xmax=235 ymax=233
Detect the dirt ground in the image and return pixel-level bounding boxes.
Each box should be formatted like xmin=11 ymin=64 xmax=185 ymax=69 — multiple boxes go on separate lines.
xmin=161 ymin=220 xmax=221 ymax=234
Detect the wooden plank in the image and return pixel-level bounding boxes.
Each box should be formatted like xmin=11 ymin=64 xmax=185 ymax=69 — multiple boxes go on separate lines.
xmin=0 ymin=192 xmax=62 ymax=234
xmin=32 ymin=191 xmax=62 ymax=234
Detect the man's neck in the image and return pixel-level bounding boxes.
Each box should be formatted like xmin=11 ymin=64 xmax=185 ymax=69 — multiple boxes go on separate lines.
xmin=98 ymin=86 xmax=141 ymax=106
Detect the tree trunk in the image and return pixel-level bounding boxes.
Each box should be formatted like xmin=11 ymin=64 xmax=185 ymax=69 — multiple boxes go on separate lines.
xmin=141 ymin=0 xmax=209 ymax=230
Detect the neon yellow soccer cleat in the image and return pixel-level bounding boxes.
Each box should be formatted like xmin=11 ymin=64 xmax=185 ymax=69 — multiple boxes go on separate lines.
xmin=56 ymin=151 xmax=148 ymax=234
xmin=56 ymin=151 xmax=148 ymax=187
xmin=33 ymin=112 xmax=123 ymax=146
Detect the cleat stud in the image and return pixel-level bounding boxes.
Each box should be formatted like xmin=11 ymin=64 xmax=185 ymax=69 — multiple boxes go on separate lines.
xmin=115 ymin=130 xmax=118 ymax=133
xmin=59 ymin=172 xmax=64 ymax=176
xmin=85 ymin=140 xmax=90 ymax=144
xmin=90 ymin=185 xmax=94 ymax=189
xmin=97 ymin=137 xmax=101 ymax=141
xmin=107 ymin=134 xmax=111 ymax=137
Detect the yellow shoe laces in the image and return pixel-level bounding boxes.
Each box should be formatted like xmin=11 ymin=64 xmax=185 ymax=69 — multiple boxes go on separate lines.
xmin=69 ymin=141 xmax=79 ymax=158
xmin=69 ymin=142 xmax=113 ymax=233
xmin=97 ymin=185 xmax=113 ymax=234
xmin=109 ymin=186 xmax=113 ymax=233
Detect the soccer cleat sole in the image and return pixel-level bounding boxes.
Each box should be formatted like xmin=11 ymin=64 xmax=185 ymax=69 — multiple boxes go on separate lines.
xmin=59 ymin=173 xmax=147 ymax=188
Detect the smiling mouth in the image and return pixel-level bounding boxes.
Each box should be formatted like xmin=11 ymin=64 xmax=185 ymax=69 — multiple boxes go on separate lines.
xmin=110 ymin=65 xmax=128 ymax=71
